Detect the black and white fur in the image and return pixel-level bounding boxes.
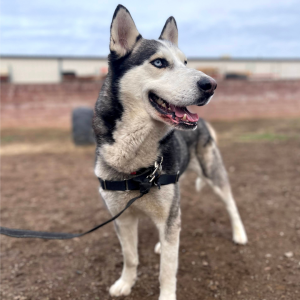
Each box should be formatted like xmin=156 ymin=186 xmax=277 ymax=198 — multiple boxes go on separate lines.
xmin=93 ymin=5 xmax=247 ymax=300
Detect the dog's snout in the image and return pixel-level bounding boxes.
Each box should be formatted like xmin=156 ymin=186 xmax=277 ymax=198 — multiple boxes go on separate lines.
xmin=197 ymin=77 xmax=217 ymax=94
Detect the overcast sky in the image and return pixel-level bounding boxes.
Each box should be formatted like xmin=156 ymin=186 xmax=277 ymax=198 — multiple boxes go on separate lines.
xmin=1 ymin=0 xmax=300 ymax=58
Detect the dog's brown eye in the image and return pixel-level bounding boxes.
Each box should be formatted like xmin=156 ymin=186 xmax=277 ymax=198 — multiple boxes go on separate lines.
xmin=151 ymin=58 xmax=168 ymax=68
xmin=184 ymin=60 xmax=187 ymax=65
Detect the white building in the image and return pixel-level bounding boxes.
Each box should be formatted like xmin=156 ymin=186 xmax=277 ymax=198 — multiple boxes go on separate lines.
xmin=1 ymin=55 xmax=300 ymax=84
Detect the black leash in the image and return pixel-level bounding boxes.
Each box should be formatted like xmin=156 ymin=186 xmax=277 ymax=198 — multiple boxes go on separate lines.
xmin=0 ymin=158 xmax=180 ymax=240
xmin=0 ymin=193 xmax=145 ymax=240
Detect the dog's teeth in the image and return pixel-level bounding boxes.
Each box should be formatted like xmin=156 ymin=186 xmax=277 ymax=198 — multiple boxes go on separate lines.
xmin=182 ymin=114 xmax=187 ymax=121
xmin=157 ymin=98 xmax=163 ymax=105
xmin=162 ymin=103 xmax=166 ymax=108
xmin=168 ymin=106 xmax=171 ymax=110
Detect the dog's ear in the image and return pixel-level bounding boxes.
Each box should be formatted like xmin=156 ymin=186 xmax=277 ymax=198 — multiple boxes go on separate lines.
xmin=110 ymin=5 xmax=142 ymax=57
xmin=159 ymin=17 xmax=178 ymax=46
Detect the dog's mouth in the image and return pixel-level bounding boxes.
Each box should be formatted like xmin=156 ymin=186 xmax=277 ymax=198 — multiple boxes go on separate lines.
xmin=149 ymin=92 xmax=199 ymax=128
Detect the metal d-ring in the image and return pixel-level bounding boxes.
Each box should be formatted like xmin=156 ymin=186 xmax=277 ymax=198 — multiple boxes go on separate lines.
xmin=147 ymin=157 xmax=163 ymax=182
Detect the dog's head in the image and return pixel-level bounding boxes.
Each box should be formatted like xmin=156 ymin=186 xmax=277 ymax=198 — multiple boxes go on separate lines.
xmin=108 ymin=5 xmax=217 ymax=130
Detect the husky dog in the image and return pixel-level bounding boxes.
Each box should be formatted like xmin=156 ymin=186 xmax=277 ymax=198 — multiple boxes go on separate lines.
xmin=93 ymin=5 xmax=247 ymax=300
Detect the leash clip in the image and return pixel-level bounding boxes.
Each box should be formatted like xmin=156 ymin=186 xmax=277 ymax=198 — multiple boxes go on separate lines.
xmin=147 ymin=157 xmax=163 ymax=183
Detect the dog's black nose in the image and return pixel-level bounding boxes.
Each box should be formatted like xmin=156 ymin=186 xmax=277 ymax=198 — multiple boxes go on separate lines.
xmin=197 ymin=77 xmax=217 ymax=94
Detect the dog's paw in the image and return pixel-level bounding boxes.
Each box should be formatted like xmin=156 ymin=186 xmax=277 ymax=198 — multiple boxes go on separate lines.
xmin=154 ymin=242 xmax=161 ymax=254
xmin=109 ymin=278 xmax=133 ymax=297
xmin=233 ymin=224 xmax=248 ymax=245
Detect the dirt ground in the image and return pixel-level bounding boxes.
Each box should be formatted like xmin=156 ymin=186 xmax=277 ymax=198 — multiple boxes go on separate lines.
xmin=1 ymin=119 xmax=300 ymax=300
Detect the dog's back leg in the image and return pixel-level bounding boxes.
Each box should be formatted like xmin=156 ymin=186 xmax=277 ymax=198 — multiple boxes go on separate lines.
xmin=109 ymin=212 xmax=139 ymax=297
xmin=196 ymin=129 xmax=248 ymax=245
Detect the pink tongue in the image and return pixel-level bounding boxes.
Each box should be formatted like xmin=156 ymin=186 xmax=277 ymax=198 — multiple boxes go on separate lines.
xmin=174 ymin=106 xmax=185 ymax=117
xmin=171 ymin=105 xmax=199 ymax=122
xmin=185 ymin=109 xmax=199 ymax=122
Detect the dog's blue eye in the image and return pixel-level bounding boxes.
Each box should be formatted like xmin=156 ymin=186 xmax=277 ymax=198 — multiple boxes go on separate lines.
xmin=151 ymin=58 xmax=168 ymax=68
xmin=153 ymin=59 xmax=163 ymax=67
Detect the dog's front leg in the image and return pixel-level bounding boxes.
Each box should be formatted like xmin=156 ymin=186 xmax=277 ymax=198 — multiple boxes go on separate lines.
xmin=109 ymin=213 xmax=139 ymax=297
xmin=157 ymin=211 xmax=181 ymax=300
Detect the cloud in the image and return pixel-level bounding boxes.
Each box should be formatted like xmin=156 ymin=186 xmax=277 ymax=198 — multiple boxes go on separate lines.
xmin=1 ymin=0 xmax=299 ymax=57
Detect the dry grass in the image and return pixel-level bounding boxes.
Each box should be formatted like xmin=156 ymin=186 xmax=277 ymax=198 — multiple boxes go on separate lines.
xmin=1 ymin=128 xmax=94 ymax=155
xmin=1 ymin=119 xmax=299 ymax=156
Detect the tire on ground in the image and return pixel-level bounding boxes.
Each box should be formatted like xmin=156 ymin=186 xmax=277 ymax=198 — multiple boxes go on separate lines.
xmin=72 ymin=107 xmax=95 ymax=145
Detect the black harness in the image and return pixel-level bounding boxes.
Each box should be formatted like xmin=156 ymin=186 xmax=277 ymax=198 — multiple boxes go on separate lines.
xmin=0 ymin=157 xmax=180 ymax=240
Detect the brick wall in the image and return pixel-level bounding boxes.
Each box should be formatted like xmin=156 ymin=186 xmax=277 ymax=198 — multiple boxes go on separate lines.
xmin=1 ymin=80 xmax=300 ymax=128
xmin=1 ymin=82 xmax=102 ymax=128
xmin=196 ymin=80 xmax=300 ymax=121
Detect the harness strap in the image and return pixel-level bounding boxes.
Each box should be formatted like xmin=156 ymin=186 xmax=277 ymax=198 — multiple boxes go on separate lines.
xmin=0 ymin=168 xmax=180 ymax=240
xmin=98 ymin=172 xmax=180 ymax=191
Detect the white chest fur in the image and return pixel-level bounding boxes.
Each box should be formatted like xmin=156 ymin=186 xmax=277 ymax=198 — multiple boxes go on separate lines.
xmin=96 ymin=107 xmax=170 ymax=176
